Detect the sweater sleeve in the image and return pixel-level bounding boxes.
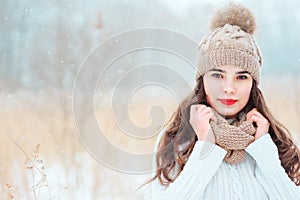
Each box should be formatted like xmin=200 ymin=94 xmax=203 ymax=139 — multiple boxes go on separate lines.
xmin=246 ymin=134 xmax=300 ymax=199
xmin=147 ymin=140 xmax=227 ymax=200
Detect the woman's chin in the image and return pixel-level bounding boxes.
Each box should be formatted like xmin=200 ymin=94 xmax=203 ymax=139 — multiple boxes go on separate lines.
xmin=215 ymin=108 xmax=239 ymax=119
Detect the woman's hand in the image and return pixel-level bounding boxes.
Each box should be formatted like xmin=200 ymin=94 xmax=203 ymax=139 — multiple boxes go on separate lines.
xmin=189 ymin=104 xmax=216 ymax=143
xmin=246 ymin=108 xmax=270 ymax=140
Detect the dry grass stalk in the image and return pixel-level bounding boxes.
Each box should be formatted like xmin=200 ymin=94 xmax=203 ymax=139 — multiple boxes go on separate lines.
xmin=6 ymin=183 xmax=15 ymax=200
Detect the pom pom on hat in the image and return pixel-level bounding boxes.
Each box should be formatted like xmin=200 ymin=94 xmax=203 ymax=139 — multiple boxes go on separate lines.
xmin=209 ymin=3 xmax=256 ymax=34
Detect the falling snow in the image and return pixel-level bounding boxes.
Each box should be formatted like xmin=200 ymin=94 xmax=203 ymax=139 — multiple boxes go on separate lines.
xmin=1 ymin=0 xmax=300 ymax=199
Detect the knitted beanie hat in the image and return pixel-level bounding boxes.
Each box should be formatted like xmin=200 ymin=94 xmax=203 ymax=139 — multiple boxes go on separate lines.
xmin=196 ymin=3 xmax=262 ymax=83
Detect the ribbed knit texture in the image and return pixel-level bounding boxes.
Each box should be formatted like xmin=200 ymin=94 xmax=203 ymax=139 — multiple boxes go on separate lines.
xmin=141 ymin=133 xmax=300 ymax=200
xmin=210 ymin=109 xmax=256 ymax=164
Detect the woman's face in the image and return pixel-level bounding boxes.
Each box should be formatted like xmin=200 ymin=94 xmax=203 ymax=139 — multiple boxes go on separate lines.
xmin=203 ymin=65 xmax=253 ymax=119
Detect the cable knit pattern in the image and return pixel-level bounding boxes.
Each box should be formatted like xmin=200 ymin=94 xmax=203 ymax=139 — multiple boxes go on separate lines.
xmin=210 ymin=109 xmax=256 ymax=164
xmin=228 ymin=164 xmax=244 ymax=199
xmin=201 ymin=155 xmax=268 ymax=200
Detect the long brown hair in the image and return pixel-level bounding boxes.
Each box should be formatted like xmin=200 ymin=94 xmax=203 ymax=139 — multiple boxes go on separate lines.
xmin=152 ymin=76 xmax=300 ymax=186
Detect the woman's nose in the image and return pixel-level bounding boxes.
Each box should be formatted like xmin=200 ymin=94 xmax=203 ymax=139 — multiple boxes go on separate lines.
xmin=222 ymin=80 xmax=236 ymax=94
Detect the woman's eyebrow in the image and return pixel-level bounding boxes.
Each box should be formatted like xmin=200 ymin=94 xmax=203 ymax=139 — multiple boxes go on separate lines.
xmin=236 ymin=71 xmax=250 ymax=74
xmin=209 ymin=69 xmax=225 ymax=73
xmin=209 ymin=69 xmax=250 ymax=74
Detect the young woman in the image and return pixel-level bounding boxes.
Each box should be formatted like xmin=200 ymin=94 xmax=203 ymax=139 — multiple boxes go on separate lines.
xmin=145 ymin=3 xmax=300 ymax=200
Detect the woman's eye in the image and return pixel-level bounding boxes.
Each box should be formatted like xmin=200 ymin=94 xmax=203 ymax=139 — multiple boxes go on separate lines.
xmin=212 ymin=73 xmax=223 ymax=78
xmin=237 ymin=75 xmax=248 ymax=80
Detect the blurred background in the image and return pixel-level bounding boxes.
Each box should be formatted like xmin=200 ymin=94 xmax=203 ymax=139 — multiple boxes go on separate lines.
xmin=1 ymin=0 xmax=300 ymax=199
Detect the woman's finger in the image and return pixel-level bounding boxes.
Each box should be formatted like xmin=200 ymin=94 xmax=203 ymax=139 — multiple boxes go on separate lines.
xmin=209 ymin=112 xmax=217 ymax=122
xmin=190 ymin=104 xmax=200 ymax=113
xmin=249 ymin=115 xmax=259 ymax=123
xmin=246 ymin=108 xmax=257 ymax=120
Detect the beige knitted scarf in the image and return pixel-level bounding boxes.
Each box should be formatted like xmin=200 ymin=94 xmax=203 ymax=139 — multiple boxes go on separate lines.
xmin=210 ymin=109 xmax=256 ymax=164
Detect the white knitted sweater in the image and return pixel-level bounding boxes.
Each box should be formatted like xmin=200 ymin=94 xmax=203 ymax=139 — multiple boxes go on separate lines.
xmin=144 ymin=134 xmax=300 ymax=200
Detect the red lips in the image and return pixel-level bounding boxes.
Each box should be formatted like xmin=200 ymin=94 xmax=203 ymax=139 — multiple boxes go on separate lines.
xmin=219 ymin=99 xmax=237 ymax=105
